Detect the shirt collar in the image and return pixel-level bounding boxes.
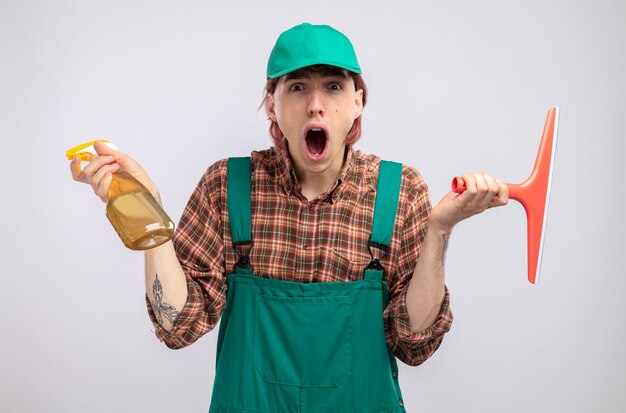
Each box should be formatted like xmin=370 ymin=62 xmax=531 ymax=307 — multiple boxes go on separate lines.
xmin=274 ymin=145 xmax=297 ymax=195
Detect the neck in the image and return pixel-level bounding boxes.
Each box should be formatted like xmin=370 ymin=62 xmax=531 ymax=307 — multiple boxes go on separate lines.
xmin=299 ymin=172 xmax=338 ymax=201
xmin=293 ymin=149 xmax=347 ymax=201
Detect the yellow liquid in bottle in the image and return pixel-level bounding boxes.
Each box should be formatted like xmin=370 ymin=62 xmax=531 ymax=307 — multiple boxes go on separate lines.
xmin=105 ymin=171 xmax=174 ymax=250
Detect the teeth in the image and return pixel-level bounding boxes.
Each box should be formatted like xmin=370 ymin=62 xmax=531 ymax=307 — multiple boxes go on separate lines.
xmin=311 ymin=128 xmax=322 ymax=132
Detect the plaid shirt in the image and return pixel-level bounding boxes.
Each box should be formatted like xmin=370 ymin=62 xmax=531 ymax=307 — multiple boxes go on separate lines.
xmin=147 ymin=146 xmax=452 ymax=366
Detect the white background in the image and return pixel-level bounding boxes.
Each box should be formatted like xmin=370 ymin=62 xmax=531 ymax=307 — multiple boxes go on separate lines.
xmin=1 ymin=0 xmax=625 ymax=412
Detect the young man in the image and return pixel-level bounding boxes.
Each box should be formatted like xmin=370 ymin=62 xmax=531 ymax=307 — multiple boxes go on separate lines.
xmin=71 ymin=23 xmax=507 ymax=412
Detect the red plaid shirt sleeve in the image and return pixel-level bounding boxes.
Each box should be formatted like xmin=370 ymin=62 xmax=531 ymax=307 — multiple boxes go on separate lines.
xmin=147 ymin=161 xmax=229 ymax=349
xmin=383 ymin=167 xmax=453 ymax=366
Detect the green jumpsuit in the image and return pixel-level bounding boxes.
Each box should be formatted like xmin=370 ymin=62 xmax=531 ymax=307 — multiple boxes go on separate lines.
xmin=208 ymin=157 xmax=408 ymax=413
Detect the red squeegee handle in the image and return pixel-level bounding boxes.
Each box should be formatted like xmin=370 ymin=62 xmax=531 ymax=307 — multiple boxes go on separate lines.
xmin=452 ymin=177 xmax=516 ymax=198
xmin=451 ymin=178 xmax=522 ymax=205
xmin=452 ymin=177 xmax=505 ymax=194
xmin=452 ymin=177 xmax=466 ymax=194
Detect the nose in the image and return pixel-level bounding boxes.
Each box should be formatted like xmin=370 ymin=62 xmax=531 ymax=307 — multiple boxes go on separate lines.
xmin=307 ymin=89 xmax=324 ymax=117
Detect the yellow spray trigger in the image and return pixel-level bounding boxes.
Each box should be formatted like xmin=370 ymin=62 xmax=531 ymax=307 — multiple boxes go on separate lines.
xmin=66 ymin=140 xmax=119 ymax=174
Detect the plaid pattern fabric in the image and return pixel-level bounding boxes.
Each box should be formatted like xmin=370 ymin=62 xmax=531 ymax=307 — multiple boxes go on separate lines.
xmin=147 ymin=146 xmax=452 ymax=366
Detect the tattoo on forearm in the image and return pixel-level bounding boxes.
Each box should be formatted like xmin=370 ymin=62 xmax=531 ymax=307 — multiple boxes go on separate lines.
xmin=152 ymin=274 xmax=180 ymax=325
xmin=441 ymin=234 xmax=450 ymax=265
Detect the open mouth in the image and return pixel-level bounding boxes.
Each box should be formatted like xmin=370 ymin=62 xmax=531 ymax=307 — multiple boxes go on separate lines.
xmin=305 ymin=128 xmax=328 ymax=158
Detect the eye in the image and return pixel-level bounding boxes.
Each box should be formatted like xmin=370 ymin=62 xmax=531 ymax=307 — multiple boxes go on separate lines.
xmin=289 ymin=83 xmax=304 ymax=92
xmin=328 ymin=82 xmax=342 ymax=91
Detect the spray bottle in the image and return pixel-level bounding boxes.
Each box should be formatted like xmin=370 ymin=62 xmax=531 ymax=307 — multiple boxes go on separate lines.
xmin=66 ymin=140 xmax=175 ymax=250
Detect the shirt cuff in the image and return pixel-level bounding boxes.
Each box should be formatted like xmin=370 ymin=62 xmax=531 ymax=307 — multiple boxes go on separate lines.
xmin=145 ymin=273 xmax=205 ymax=347
xmin=394 ymin=285 xmax=453 ymax=346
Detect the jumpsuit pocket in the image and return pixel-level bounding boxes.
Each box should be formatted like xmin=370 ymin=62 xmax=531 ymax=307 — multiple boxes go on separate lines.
xmin=253 ymin=293 xmax=354 ymax=388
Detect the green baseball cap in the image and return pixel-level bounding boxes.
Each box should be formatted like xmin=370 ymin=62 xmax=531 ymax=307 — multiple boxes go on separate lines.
xmin=267 ymin=23 xmax=362 ymax=79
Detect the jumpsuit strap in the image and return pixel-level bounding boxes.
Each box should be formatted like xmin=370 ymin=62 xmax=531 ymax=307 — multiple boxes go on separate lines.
xmin=364 ymin=160 xmax=403 ymax=282
xmin=227 ymin=157 xmax=253 ymax=274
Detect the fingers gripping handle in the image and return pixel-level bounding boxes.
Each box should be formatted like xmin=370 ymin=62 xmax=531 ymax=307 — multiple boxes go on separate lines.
xmin=66 ymin=140 xmax=119 ymax=174
xmin=452 ymin=176 xmax=512 ymax=197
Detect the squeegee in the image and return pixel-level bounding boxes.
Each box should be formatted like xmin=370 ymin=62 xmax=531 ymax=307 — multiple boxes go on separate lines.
xmin=451 ymin=107 xmax=559 ymax=284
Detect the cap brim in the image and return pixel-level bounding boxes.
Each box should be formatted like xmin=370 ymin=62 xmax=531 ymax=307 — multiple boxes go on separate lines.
xmin=268 ymin=60 xmax=362 ymax=79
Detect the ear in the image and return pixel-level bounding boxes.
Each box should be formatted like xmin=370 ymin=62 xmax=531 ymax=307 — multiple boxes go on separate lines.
xmin=265 ymin=94 xmax=277 ymax=122
xmin=354 ymin=89 xmax=364 ymax=119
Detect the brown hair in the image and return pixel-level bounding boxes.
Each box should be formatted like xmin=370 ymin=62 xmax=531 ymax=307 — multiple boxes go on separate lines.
xmin=262 ymin=66 xmax=368 ymax=149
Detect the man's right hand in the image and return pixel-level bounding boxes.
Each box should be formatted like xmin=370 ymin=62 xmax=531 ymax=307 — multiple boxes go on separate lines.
xmin=69 ymin=141 xmax=158 ymax=203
